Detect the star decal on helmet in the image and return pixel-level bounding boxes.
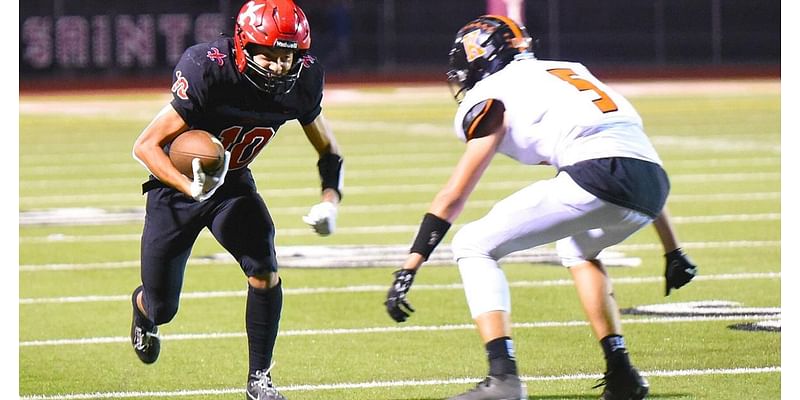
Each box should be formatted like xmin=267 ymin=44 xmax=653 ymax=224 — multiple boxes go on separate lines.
xmin=237 ymin=1 xmax=265 ymax=28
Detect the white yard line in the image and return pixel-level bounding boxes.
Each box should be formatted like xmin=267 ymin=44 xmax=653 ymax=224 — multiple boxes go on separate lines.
xmin=18 ymin=240 xmax=780 ymax=271
xmin=19 ymin=156 xmax=780 ymax=183
xmin=18 ymin=215 xmax=780 ymax=244
xmin=19 ymin=313 xmax=780 ymax=348
xmin=18 ymin=272 xmax=780 ymax=305
xmin=17 ymin=366 xmax=780 ymax=399
xmin=20 ymin=147 xmax=780 ymax=176
xmin=19 ymin=165 xmax=784 ymax=190
xmin=18 ymin=79 xmax=780 ymax=118
xmin=18 ymin=171 xmax=781 ymax=207
xmin=17 ymin=192 xmax=781 ymax=226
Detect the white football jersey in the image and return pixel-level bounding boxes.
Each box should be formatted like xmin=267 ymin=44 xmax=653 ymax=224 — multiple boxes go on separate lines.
xmin=454 ymin=57 xmax=662 ymax=168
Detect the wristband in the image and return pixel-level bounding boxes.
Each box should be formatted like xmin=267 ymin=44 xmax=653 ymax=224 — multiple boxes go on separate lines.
xmin=318 ymin=153 xmax=344 ymax=200
xmin=409 ymin=213 xmax=451 ymax=260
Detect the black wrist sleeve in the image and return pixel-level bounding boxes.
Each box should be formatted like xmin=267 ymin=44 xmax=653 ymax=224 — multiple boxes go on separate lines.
xmin=318 ymin=153 xmax=343 ymax=200
xmin=409 ymin=213 xmax=451 ymax=261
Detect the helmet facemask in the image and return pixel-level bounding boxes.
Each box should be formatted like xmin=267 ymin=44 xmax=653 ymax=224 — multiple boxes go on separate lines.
xmin=241 ymin=43 xmax=305 ymax=94
xmin=446 ymin=45 xmax=478 ymax=103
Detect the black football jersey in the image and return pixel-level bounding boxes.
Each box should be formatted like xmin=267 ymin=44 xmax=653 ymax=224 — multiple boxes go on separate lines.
xmin=169 ymin=37 xmax=324 ymax=171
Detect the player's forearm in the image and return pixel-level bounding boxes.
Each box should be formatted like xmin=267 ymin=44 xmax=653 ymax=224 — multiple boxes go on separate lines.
xmin=401 ymin=191 xmax=460 ymax=272
xmin=401 ymin=252 xmax=426 ymax=271
xmin=303 ymin=114 xmax=340 ymax=155
xmin=653 ymin=209 xmax=679 ymax=253
xmin=428 ymin=191 xmax=465 ymax=223
xmin=134 ymin=144 xmax=192 ymax=195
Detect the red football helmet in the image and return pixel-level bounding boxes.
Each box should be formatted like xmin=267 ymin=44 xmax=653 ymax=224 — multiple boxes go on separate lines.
xmin=233 ymin=0 xmax=311 ymax=93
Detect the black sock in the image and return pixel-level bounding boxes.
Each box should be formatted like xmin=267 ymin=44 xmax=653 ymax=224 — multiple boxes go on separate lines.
xmin=486 ymin=336 xmax=518 ymax=376
xmin=246 ymin=280 xmax=283 ymax=377
xmin=600 ymin=334 xmax=632 ymax=371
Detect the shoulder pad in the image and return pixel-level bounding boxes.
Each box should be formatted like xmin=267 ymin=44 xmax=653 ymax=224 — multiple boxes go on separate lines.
xmin=462 ymin=99 xmax=506 ymax=140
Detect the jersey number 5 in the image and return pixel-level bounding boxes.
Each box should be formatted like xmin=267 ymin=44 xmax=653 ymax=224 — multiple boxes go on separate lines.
xmin=547 ymin=68 xmax=618 ymax=113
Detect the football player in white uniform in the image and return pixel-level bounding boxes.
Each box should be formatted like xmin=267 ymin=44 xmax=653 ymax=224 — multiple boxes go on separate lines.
xmin=384 ymin=15 xmax=698 ymax=400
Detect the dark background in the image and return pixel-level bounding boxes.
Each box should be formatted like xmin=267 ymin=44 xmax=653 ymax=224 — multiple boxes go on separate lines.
xmin=19 ymin=0 xmax=780 ymax=89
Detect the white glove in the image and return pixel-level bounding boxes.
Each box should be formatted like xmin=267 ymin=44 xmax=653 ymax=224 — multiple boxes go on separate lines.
xmin=302 ymin=201 xmax=338 ymax=236
xmin=189 ymin=151 xmax=230 ymax=202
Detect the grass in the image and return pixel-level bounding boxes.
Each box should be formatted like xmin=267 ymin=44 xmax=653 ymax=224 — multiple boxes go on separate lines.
xmin=18 ymin=80 xmax=781 ymax=399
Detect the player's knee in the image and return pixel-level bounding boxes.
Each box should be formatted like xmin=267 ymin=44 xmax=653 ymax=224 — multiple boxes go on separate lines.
xmin=248 ymin=272 xmax=279 ymax=290
xmin=451 ymin=224 xmax=490 ymax=261
xmin=456 ymin=257 xmax=511 ymax=318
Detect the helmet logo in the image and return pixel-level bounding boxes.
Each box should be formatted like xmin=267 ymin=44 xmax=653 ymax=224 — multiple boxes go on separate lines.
xmin=274 ymin=39 xmax=298 ymax=49
xmin=463 ymin=29 xmax=487 ymax=62
xmin=238 ymin=1 xmax=265 ymax=28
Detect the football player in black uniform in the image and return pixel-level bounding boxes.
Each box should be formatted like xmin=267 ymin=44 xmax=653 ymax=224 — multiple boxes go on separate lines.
xmin=129 ymin=1 xmax=342 ymax=398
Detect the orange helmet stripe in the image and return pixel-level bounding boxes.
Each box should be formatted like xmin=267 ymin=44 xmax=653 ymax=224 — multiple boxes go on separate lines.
xmin=486 ymin=14 xmax=524 ymax=40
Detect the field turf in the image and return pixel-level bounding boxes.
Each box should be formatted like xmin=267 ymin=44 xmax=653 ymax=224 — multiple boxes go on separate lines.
xmin=19 ymin=80 xmax=781 ymax=399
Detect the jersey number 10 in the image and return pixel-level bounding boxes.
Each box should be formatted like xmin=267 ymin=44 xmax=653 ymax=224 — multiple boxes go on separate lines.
xmin=219 ymin=126 xmax=276 ymax=170
xmin=547 ymin=68 xmax=619 ymax=113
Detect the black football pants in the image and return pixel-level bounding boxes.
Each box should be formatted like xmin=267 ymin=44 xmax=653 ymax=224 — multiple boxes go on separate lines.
xmin=138 ymin=170 xmax=278 ymax=326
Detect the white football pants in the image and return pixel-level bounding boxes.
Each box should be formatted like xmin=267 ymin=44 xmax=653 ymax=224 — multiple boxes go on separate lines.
xmin=452 ymin=171 xmax=653 ymax=318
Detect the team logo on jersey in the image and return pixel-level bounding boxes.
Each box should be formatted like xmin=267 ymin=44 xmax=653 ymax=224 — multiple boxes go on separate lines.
xmin=206 ymin=47 xmax=227 ymax=66
xmin=301 ymin=54 xmax=316 ymax=68
xmin=238 ymin=1 xmax=265 ymax=28
xmin=463 ymin=29 xmax=487 ymax=62
xmin=171 ymin=70 xmax=189 ymax=100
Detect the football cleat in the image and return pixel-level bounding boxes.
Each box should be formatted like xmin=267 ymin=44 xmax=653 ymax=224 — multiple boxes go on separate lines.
xmin=246 ymin=367 xmax=287 ymax=400
xmin=448 ymin=374 xmax=527 ymax=400
xmin=594 ymin=367 xmax=649 ymax=400
xmin=130 ymin=290 xmax=160 ymax=364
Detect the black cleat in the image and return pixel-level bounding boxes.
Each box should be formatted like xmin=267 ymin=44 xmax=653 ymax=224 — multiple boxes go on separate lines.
xmin=130 ymin=289 xmax=160 ymax=364
xmin=246 ymin=368 xmax=287 ymax=400
xmin=595 ymin=367 xmax=649 ymax=400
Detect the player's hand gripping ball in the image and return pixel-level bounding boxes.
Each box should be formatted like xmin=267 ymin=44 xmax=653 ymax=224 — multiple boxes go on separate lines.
xmin=168 ymin=130 xmax=226 ymax=179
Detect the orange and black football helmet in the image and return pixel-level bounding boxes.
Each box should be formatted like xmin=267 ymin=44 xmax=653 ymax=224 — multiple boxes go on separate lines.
xmin=447 ymin=15 xmax=533 ymax=102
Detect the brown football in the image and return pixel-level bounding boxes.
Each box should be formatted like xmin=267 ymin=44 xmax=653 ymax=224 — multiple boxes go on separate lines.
xmin=168 ymin=130 xmax=225 ymax=179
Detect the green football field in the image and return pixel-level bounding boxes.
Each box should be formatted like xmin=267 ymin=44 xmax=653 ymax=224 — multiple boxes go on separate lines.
xmin=19 ymin=79 xmax=781 ymax=399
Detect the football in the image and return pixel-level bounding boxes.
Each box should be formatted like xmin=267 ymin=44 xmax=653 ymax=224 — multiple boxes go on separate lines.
xmin=168 ymin=130 xmax=226 ymax=179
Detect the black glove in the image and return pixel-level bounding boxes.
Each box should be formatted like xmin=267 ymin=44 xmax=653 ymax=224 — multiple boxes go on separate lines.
xmin=664 ymin=248 xmax=698 ymax=296
xmin=385 ymin=269 xmax=416 ymax=322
